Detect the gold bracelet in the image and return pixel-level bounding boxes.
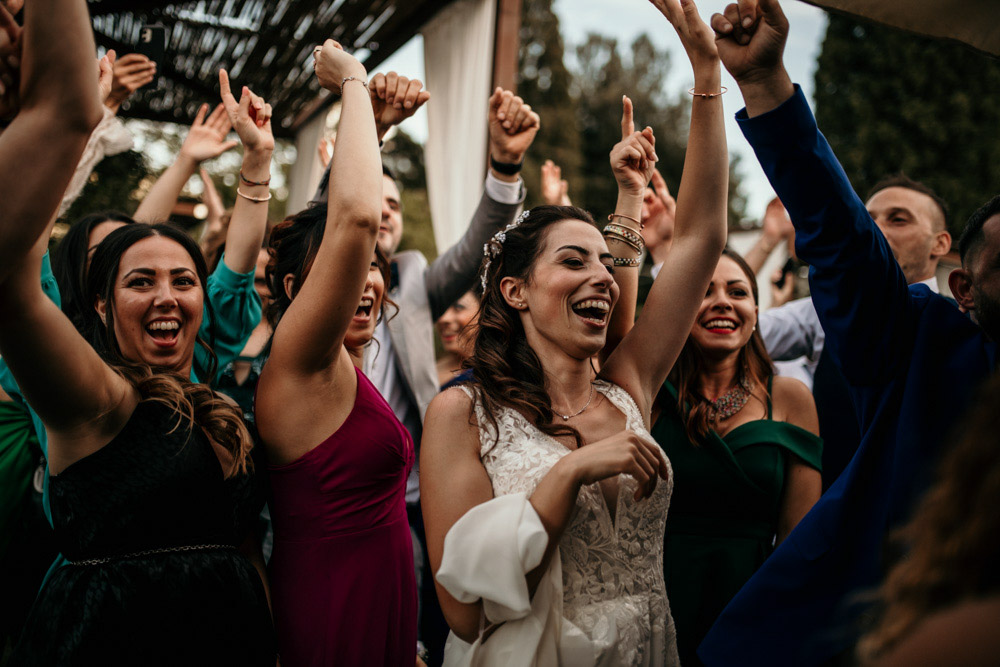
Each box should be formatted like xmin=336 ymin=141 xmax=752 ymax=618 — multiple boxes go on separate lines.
xmin=609 ymin=213 xmax=642 ymax=230
xmin=688 ymin=86 xmax=727 ymax=99
xmin=236 ymin=188 xmax=272 ymax=203
xmin=604 ymin=233 xmax=642 ymax=255
xmin=604 ymin=223 xmax=645 ymax=250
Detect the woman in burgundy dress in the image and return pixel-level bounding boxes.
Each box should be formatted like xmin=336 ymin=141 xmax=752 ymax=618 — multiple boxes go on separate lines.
xmin=254 ymin=41 xmax=416 ymax=666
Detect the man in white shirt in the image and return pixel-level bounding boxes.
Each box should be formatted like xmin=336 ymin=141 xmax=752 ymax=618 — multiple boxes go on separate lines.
xmin=759 ymin=174 xmax=952 ymax=488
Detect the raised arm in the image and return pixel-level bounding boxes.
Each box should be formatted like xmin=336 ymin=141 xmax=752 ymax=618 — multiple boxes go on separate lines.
xmin=263 ymin=41 xmax=381 ymax=376
xmin=132 ymin=102 xmax=238 ymax=223
xmin=602 ymin=0 xmax=729 ymax=423
xmin=712 ymin=0 xmax=915 ymax=383
xmin=0 ymin=0 xmax=104 ymax=282
xmin=0 ymin=0 xmax=134 ymax=471
xmin=424 ymin=88 xmax=538 ymax=320
xmin=215 ymin=69 xmax=274 ymax=274
xmin=601 ymin=95 xmax=658 ymax=364
xmin=743 ymin=196 xmax=793 ymax=275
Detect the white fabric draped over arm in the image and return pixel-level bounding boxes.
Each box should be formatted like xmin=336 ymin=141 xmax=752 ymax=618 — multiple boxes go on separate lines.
xmin=437 ymin=493 xmax=595 ymax=667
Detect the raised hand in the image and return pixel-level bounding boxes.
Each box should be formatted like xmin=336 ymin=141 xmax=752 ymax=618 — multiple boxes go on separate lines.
xmin=563 ymin=430 xmax=669 ymax=502
xmin=610 ymin=96 xmax=657 ymax=197
xmin=313 ymin=39 xmax=366 ymax=94
xmin=649 ymin=0 xmax=719 ymax=68
xmin=642 ymin=169 xmax=676 ymax=257
xmin=709 ymin=0 xmax=794 ymax=115
xmin=369 ymin=71 xmax=430 ymax=141
xmin=218 ymin=69 xmax=274 ymax=155
xmin=97 ymin=50 xmax=116 ymax=106
xmin=0 ymin=3 xmax=22 ymax=120
xmin=541 ymin=159 xmax=571 ymax=206
xmin=760 ymin=196 xmax=793 ymax=243
xmin=179 ymin=100 xmax=238 ymax=163
xmin=770 ymin=266 xmax=795 ymax=308
xmin=488 ymin=87 xmax=540 ymax=165
xmin=317 ymin=136 xmax=333 ymax=168
xmin=106 ymin=53 xmax=156 ymax=112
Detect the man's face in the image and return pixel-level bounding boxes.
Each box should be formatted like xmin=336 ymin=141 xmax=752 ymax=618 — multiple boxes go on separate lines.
xmin=969 ymin=214 xmax=1000 ymax=341
xmin=378 ymin=175 xmax=404 ymax=257
xmin=866 ymin=186 xmax=948 ymax=285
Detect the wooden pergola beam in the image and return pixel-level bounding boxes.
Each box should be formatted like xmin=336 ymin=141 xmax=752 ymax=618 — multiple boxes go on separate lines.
xmin=491 ymin=0 xmax=521 ymax=93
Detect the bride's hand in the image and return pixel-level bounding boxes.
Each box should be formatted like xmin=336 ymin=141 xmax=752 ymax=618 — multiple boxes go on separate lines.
xmin=563 ymin=430 xmax=669 ymax=501
xmin=649 ymin=0 xmax=720 ymax=69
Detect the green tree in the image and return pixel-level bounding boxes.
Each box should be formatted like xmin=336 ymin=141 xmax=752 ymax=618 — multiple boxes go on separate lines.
xmin=517 ymin=0 xmax=582 ymax=208
xmin=814 ymin=15 xmax=1000 ymax=237
xmin=62 ymin=149 xmax=150 ymax=223
xmin=573 ymin=33 xmax=747 ymax=227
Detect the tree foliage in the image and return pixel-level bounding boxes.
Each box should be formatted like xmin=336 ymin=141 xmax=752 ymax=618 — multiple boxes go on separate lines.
xmin=814 ymin=15 xmax=1000 ymax=236
xmin=518 ymin=0 xmax=747 ymax=226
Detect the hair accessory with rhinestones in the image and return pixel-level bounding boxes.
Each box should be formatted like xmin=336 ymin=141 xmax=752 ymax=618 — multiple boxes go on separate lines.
xmin=480 ymin=209 xmax=530 ymax=292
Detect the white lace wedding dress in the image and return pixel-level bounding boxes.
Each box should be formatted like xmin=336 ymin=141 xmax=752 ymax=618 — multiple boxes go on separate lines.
xmin=463 ymin=380 xmax=680 ymax=666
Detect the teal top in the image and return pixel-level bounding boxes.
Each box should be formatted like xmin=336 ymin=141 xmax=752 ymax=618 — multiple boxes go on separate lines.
xmin=652 ymin=378 xmax=822 ymax=666
xmin=0 ymin=251 xmax=260 ymax=578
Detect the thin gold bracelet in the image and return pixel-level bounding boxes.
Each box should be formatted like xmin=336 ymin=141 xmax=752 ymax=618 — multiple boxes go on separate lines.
xmin=609 ymin=213 xmax=643 ymax=230
xmin=688 ymin=86 xmax=728 ymax=99
xmin=236 ymin=188 xmax=272 ymax=203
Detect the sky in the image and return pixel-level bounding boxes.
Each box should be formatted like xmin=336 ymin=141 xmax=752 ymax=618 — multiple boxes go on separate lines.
xmin=378 ymin=0 xmax=830 ymax=218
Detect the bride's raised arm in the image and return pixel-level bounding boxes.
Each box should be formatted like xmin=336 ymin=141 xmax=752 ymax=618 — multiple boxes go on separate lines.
xmin=601 ymin=0 xmax=729 ymax=425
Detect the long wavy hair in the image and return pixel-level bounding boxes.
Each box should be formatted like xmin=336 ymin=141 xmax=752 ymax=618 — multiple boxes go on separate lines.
xmin=86 ymin=223 xmax=252 ymax=477
xmin=265 ymin=203 xmax=394 ymax=331
xmin=51 ymin=210 xmax=135 ymax=333
xmin=857 ymin=372 xmax=1000 ymax=662
xmin=667 ymin=248 xmax=774 ymax=442
xmin=466 ymin=205 xmax=597 ymax=448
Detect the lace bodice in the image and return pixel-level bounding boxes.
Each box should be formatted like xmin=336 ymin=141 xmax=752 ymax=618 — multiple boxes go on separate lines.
xmin=463 ymin=381 xmax=679 ymax=666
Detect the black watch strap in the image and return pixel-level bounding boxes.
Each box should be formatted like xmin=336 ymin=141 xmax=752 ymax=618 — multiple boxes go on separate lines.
xmin=489 ymin=155 xmax=523 ymax=176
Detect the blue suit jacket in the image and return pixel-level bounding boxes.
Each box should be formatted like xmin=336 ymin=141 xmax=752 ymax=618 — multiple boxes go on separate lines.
xmin=699 ymin=87 xmax=997 ymax=666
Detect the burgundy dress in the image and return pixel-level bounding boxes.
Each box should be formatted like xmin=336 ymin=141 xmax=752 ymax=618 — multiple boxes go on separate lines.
xmin=266 ymin=366 xmax=417 ymax=666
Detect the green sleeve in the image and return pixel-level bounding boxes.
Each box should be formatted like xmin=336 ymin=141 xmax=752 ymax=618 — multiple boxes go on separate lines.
xmin=193 ymin=252 xmax=262 ymax=385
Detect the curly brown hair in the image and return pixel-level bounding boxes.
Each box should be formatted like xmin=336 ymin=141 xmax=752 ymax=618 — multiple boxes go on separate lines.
xmin=464 ymin=205 xmax=598 ymax=448
xmin=857 ymin=372 xmax=1000 ymax=662
xmin=667 ymin=248 xmax=774 ymax=443
xmin=86 ymin=223 xmax=252 ymax=477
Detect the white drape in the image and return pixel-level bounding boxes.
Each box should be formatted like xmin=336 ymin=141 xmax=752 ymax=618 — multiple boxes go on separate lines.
xmin=801 ymin=0 xmax=998 ymax=56
xmin=422 ymin=0 xmax=497 ymax=252
xmin=285 ymin=106 xmax=330 ymax=215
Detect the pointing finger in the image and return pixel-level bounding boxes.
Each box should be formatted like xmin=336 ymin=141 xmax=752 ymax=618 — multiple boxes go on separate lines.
xmin=621 ymin=95 xmax=634 ymax=141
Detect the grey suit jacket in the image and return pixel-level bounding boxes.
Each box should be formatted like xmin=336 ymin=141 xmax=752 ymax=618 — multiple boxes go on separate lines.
xmin=310 ymin=164 xmax=524 ymax=423
xmin=387 ymin=186 xmax=524 ymax=424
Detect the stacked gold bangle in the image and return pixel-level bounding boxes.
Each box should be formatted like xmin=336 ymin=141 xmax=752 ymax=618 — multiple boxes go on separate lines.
xmin=603 ymin=213 xmax=644 ymax=268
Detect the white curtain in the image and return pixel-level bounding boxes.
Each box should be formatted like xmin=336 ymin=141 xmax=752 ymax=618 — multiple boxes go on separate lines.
xmin=422 ymin=0 xmax=497 ymax=251
xmin=286 ymin=106 xmax=330 ymax=215
xmin=801 ymin=0 xmax=998 ymax=55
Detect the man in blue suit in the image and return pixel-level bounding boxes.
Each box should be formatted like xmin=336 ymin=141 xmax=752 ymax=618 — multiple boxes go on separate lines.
xmin=697 ymin=0 xmax=1000 ymax=664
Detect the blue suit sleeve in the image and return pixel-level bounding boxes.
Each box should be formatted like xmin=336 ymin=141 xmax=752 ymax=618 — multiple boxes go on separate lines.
xmin=737 ymin=86 xmax=917 ymax=385
xmin=195 ymin=253 xmax=262 ymax=385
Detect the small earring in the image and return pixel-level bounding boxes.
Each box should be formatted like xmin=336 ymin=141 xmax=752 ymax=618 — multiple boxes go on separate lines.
xmin=752 ymin=324 xmax=757 ymax=332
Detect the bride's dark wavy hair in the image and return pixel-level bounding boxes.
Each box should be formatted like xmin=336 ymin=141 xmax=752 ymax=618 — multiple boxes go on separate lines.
xmin=86 ymin=223 xmax=253 ymax=477
xmin=465 ymin=205 xmax=596 ymax=448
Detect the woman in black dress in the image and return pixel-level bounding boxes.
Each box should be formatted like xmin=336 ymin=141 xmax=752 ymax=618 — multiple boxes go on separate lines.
xmin=0 ymin=2 xmax=274 ymax=663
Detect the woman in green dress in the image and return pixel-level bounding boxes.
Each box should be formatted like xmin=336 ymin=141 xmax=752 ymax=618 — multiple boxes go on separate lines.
xmin=650 ymin=248 xmax=822 ymax=665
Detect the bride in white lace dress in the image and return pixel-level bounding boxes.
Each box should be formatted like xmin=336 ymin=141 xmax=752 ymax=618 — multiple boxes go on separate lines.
xmin=421 ymin=2 xmax=727 ymax=664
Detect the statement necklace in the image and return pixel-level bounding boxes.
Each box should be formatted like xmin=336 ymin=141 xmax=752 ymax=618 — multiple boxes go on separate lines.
xmin=705 ymin=377 xmax=755 ymax=422
xmin=555 ymin=382 xmax=595 ymax=421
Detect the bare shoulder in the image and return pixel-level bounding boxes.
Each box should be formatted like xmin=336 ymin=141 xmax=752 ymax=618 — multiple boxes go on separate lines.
xmin=427 ymin=385 xmax=475 ymax=422
xmin=771 ymin=375 xmax=819 ymax=433
xmin=424 ymin=386 xmax=481 ymax=454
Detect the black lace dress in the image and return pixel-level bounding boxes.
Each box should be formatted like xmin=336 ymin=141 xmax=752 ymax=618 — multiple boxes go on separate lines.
xmin=10 ymin=401 xmax=276 ymax=666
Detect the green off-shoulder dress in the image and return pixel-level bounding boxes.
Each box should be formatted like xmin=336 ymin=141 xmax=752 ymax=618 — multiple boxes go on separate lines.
xmin=651 ymin=378 xmax=823 ymax=666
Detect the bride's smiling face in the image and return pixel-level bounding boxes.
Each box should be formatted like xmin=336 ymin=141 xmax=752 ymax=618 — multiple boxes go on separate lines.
xmin=503 ymin=219 xmax=619 ymax=360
